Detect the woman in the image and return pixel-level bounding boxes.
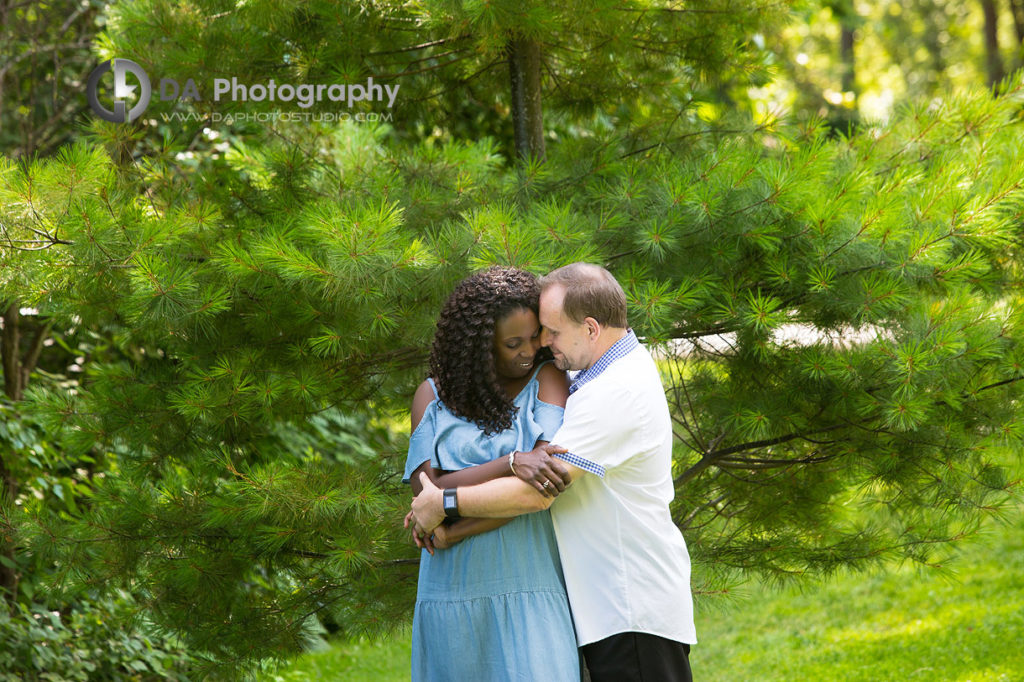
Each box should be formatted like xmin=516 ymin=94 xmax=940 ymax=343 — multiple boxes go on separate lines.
xmin=403 ymin=266 xmax=580 ymax=681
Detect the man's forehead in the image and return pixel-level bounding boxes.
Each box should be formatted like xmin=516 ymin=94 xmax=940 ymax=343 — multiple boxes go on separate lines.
xmin=540 ymin=283 xmax=567 ymax=308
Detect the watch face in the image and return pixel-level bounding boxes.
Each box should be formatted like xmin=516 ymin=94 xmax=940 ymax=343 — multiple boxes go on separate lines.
xmin=443 ymin=489 xmax=458 ymax=516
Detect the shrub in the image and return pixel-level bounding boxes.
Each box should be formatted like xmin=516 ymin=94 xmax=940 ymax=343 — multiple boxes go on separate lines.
xmin=0 ymin=591 xmax=196 ymax=681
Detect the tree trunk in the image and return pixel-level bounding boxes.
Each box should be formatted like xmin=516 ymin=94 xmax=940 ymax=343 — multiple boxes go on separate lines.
xmin=839 ymin=24 xmax=856 ymax=95
xmin=915 ymin=0 xmax=947 ymax=83
xmin=1011 ymin=0 xmax=1024 ymax=40
xmin=1008 ymin=0 xmax=1024 ymax=67
xmin=828 ymin=0 xmax=859 ymax=132
xmin=982 ymin=0 xmax=1005 ymax=88
xmin=507 ymin=36 xmax=545 ymax=162
xmin=0 ymin=454 xmax=17 ymax=603
xmin=0 ymin=303 xmax=20 ymax=603
xmin=0 ymin=301 xmax=50 ymax=603
xmin=2 ymin=302 xmax=23 ymax=401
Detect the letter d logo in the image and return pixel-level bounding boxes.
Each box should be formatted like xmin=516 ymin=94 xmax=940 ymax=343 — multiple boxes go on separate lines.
xmin=87 ymin=59 xmax=152 ymax=123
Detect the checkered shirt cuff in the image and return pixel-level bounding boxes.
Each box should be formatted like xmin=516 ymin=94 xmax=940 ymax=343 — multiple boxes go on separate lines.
xmin=554 ymin=452 xmax=606 ymax=478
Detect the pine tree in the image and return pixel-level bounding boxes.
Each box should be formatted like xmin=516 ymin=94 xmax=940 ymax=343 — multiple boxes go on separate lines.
xmin=2 ymin=0 xmax=1024 ymax=672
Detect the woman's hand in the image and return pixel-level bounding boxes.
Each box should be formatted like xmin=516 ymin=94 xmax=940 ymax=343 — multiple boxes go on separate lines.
xmin=430 ymin=523 xmax=458 ymax=550
xmin=512 ymin=443 xmax=571 ymax=497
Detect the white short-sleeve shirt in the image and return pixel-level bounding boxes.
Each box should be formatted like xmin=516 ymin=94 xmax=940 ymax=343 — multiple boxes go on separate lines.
xmin=550 ymin=341 xmax=697 ymax=647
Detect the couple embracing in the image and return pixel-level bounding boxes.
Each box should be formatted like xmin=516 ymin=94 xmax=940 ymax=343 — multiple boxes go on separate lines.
xmin=404 ymin=263 xmax=696 ymax=681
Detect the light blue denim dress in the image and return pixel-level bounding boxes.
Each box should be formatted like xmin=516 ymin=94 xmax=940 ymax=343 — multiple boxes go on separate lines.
xmin=403 ymin=363 xmax=580 ymax=681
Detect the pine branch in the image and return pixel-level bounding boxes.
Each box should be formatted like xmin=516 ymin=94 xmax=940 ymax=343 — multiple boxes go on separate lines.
xmin=679 ymin=493 xmax=729 ymax=529
xmin=715 ymin=451 xmax=839 ymax=470
xmin=371 ymin=50 xmax=477 ymax=79
xmin=365 ymin=35 xmax=472 ymax=57
xmin=616 ymin=2 xmax=791 ymax=15
xmin=676 ymin=423 xmax=848 ymax=486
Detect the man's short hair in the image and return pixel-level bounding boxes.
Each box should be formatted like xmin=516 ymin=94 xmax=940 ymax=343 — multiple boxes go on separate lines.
xmin=540 ymin=263 xmax=628 ymax=328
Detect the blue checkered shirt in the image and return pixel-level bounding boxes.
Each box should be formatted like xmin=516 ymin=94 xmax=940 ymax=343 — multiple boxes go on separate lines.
xmin=554 ymin=329 xmax=639 ymax=478
xmin=568 ymin=329 xmax=639 ymax=395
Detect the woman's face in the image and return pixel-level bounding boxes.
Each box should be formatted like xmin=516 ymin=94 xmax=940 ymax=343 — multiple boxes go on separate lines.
xmin=492 ymin=307 xmax=542 ymax=380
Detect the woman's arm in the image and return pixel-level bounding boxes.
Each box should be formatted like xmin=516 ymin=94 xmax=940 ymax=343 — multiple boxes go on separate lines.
xmin=430 ymin=517 xmax=509 ymax=549
xmin=408 ymin=457 xmax=517 ymax=554
xmin=406 ymin=380 xmax=516 ymax=551
xmin=408 ymin=379 xmax=521 ymax=496
xmin=408 ymin=455 xmax=520 ymax=495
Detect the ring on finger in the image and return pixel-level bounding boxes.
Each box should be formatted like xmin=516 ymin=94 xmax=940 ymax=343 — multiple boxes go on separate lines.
xmin=543 ymin=480 xmax=551 ymax=489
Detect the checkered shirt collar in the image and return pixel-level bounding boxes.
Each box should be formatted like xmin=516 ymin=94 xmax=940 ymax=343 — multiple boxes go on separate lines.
xmin=568 ymin=329 xmax=638 ymax=395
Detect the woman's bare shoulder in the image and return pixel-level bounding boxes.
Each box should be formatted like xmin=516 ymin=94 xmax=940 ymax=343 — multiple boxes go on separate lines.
xmin=536 ymin=362 xmax=569 ymax=407
xmin=410 ymin=379 xmax=437 ymax=431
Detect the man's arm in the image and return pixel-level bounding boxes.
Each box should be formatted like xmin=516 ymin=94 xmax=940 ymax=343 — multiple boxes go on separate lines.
xmin=409 ymin=443 xmax=569 ymax=497
xmin=407 ymin=441 xmax=573 ymax=552
xmin=410 ymin=445 xmax=585 ymax=535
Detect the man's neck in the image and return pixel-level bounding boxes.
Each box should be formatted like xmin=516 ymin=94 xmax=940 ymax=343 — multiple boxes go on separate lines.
xmin=584 ymin=327 xmax=628 ymax=370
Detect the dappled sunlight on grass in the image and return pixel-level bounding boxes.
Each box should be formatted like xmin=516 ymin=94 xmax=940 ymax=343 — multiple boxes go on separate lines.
xmin=694 ymin=510 xmax=1024 ymax=681
xmin=831 ymin=612 xmax=945 ymax=642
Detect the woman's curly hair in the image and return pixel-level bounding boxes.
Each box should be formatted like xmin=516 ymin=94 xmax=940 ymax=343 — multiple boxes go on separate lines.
xmin=430 ymin=266 xmax=542 ymax=435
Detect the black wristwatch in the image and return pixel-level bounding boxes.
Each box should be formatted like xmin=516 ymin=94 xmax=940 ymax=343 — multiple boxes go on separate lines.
xmin=442 ymin=488 xmax=460 ymax=519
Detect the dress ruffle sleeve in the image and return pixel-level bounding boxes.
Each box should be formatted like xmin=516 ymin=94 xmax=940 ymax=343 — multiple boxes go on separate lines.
xmin=527 ymin=397 xmax=565 ymax=444
xmin=403 ymin=394 xmax=439 ymax=484
xmin=403 ymin=364 xmax=565 ymax=479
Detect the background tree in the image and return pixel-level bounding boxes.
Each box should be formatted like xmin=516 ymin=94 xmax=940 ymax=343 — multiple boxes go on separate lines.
xmin=99 ymin=0 xmax=786 ymax=157
xmin=0 ymin=0 xmax=105 ymax=157
xmin=0 ymin=0 xmax=111 ymax=606
xmin=981 ymin=0 xmax=1005 ymax=86
xmin=1011 ymin=0 xmax=1024 ymax=65
xmin=761 ymin=0 xmax=1024 ymax=123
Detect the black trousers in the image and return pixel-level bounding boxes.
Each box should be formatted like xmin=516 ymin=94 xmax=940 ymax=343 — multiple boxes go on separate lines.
xmin=581 ymin=631 xmax=693 ymax=682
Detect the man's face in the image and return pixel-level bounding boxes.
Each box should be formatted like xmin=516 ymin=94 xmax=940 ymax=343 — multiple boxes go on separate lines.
xmin=539 ymin=285 xmax=592 ymax=371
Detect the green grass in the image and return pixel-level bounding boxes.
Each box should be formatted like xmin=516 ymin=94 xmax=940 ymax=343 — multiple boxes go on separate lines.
xmin=693 ymin=511 xmax=1024 ymax=681
xmin=268 ymin=631 xmax=411 ymax=682
xmin=272 ymin=513 xmax=1024 ymax=681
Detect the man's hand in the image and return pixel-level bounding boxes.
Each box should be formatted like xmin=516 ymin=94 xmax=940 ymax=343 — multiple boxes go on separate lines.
xmin=512 ymin=443 xmax=571 ymax=497
xmin=404 ymin=510 xmax=437 ymax=555
xmin=409 ymin=471 xmax=446 ymax=536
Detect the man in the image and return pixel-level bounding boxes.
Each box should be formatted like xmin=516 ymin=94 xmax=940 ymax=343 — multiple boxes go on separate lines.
xmin=410 ymin=262 xmax=697 ymax=681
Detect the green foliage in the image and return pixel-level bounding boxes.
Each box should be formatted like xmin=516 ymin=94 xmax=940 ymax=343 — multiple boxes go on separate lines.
xmin=95 ymin=0 xmax=788 ymax=155
xmin=19 ymin=406 xmax=416 ymax=673
xmin=0 ymin=0 xmax=106 ymax=157
xmin=0 ymin=591 xmax=196 ymax=681
xmin=0 ymin=398 xmax=98 ymax=602
xmin=754 ymin=0 xmax=1024 ymax=126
